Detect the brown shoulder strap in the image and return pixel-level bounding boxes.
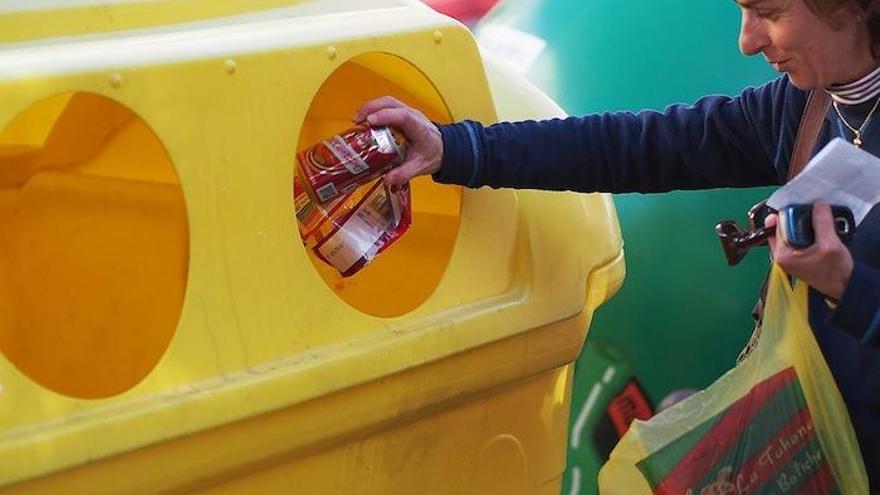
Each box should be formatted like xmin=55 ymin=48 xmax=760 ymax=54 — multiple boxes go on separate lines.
xmin=787 ymin=90 xmax=831 ymax=181
xmin=745 ymin=89 xmax=832 ymax=349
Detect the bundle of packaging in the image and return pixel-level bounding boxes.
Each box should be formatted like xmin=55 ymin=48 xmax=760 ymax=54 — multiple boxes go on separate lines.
xmin=294 ymin=124 xmax=410 ymax=277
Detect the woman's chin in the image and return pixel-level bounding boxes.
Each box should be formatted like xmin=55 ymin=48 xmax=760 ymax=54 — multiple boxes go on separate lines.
xmin=786 ymin=71 xmax=818 ymax=91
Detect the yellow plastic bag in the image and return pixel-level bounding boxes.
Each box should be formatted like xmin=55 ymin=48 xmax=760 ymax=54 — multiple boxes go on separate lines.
xmin=598 ymin=264 xmax=868 ymax=494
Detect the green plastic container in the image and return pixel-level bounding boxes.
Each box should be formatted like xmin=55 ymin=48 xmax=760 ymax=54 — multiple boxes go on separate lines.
xmin=477 ymin=1 xmax=777 ymax=493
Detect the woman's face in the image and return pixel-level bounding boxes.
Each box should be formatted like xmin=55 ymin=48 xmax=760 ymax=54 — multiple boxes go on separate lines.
xmin=737 ymin=0 xmax=874 ymax=89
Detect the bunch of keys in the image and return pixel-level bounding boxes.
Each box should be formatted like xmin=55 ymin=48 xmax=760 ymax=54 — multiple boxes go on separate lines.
xmin=715 ymin=201 xmax=855 ymax=266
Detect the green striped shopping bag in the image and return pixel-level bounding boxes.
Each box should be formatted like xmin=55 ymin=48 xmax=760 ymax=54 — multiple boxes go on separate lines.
xmin=598 ymin=265 xmax=868 ymax=494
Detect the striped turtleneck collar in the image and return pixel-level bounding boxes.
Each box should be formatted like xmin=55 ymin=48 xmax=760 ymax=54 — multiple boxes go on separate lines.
xmin=827 ymin=66 xmax=880 ymax=105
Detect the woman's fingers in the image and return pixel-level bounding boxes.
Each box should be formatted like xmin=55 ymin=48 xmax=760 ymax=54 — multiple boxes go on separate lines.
xmin=352 ymin=96 xmax=444 ymax=185
xmin=366 ymin=108 xmax=422 ymax=139
xmin=764 ymin=212 xmax=779 ymax=248
xmin=811 ymin=203 xmax=837 ymax=248
xmin=352 ymin=96 xmax=406 ymax=123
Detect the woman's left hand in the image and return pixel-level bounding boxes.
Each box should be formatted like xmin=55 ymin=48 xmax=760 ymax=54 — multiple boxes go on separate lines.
xmin=764 ymin=202 xmax=854 ymax=300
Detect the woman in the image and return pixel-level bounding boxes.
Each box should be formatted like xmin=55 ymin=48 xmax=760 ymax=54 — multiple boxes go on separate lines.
xmin=355 ymin=0 xmax=880 ymax=485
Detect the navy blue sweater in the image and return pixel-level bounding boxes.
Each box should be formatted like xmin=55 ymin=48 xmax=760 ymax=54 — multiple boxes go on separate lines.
xmin=436 ymin=75 xmax=880 ymax=484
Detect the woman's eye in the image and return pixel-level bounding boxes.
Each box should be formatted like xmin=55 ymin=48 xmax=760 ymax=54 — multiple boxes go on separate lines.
xmin=755 ymin=8 xmax=779 ymax=19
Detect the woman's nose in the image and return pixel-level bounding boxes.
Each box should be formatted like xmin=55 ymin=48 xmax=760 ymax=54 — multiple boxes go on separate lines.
xmin=738 ymin=11 xmax=769 ymax=56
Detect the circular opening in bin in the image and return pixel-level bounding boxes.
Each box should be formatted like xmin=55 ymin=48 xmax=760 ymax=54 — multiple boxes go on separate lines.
xmin=295 ymin=53 xmax=461 ymax=318
xmin=0 ymin=92 xmax=188 ymax=399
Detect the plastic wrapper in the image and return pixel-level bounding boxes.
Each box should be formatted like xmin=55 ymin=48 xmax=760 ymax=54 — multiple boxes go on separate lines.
xmin=313 ymin=180 xmax=410 ymax=277
xmin=293 ymin=125 xmax=411 ymax=277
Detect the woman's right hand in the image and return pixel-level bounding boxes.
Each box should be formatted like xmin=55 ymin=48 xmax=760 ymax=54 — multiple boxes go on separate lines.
xmin=353 ymin=96 xmax=443 ymax=187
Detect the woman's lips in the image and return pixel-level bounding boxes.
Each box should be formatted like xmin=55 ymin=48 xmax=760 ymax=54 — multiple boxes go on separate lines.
xmin=769 ymin=58 xmax=791 ymax=71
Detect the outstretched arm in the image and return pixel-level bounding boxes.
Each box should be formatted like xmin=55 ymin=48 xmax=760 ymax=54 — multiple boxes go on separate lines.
xmin=355 ymin=77 xmax=803 ymax=193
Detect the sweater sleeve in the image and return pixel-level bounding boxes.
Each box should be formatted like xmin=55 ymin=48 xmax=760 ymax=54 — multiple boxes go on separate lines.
xmin=828 ymin=261 xmax=880 ymax=346
xmin=434 ymin=77 xmax=806 ymax=193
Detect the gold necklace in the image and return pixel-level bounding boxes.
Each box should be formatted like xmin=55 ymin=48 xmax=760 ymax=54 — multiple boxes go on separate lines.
xmin=832 ymin=95 xmax=880 ymax=147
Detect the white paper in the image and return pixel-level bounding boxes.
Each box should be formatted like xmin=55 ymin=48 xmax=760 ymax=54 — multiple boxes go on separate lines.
xmin=317 ymin=213 xmax=383 ymax=273
xmin=767 ymin=138 xmax=880 ymax=225
xmin=316 ymin=185 xmax=400 ymax=273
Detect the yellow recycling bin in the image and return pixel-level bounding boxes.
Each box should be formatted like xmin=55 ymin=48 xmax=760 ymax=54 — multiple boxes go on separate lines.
xmin=0 ymin=1 xmax=624 ymax=493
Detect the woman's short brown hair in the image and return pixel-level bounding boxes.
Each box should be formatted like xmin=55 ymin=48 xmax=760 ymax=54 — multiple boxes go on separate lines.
xmin=804 ymin=0 xmax=880 ymax=57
